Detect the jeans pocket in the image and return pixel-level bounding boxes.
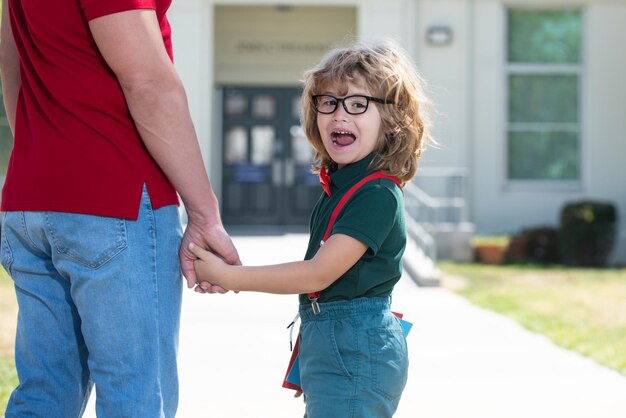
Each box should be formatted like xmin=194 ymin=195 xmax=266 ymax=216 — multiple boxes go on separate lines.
xmin=45 ymin=212 xmax=128 ymax=269
xmin=368 ymin=324 xmax=409 ymax=401
xmin=330 ymin=320 xmax=357 ymax=378
xmin=0 ymin=216 xmax=14 ymax=275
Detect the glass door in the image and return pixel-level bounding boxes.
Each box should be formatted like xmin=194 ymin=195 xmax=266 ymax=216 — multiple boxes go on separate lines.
xmin=221 ymin=87 xmax=320 ymax=225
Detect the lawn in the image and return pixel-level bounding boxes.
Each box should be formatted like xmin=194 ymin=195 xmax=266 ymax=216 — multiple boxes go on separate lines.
xmin=439 ymin=262 xmax=626 ymax=375
xmin=0 ymin=267 xmax=17 ymax=414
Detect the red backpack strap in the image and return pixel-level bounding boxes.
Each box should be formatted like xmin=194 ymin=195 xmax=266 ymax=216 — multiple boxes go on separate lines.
xmin=308 ymin=171 xmax=401 ymax=305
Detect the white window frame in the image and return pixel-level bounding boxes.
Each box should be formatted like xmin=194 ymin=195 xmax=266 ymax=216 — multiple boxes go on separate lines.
xmin=503 ymin=6 xmax=586 ymax=192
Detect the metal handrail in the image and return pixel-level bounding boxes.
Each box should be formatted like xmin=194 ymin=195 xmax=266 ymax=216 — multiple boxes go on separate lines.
xmin=405 ymin=215 xmax=436 ymax=261
xmin=406 ymin=166 xmax=470 ymax=225
xmin=403 ymin=168 xmax=471 ymax=268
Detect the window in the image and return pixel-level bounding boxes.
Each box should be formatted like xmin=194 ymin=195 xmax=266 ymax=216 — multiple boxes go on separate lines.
xmin=506 ymin=9 xmax=582 ymax=182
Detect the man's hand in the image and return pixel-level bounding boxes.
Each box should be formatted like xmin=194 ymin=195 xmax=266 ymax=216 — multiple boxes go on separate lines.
xmin=180 ymin=215 xmax=240 ymax=290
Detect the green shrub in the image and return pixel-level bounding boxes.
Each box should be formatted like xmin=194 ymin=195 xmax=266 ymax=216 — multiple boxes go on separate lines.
xmin=504 ymin=233 xmax=528 ymax=263
xmin=505 ymin=226 xmax=561 ymax=264
xmin=559 ymin=200 xmax=617 ymax=266
xmin=525 ymin=226 xmax=561 ymax=264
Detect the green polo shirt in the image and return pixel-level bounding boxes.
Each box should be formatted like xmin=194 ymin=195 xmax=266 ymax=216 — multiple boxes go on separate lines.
xmin=299 ymin=154 xmax=406 ymax=304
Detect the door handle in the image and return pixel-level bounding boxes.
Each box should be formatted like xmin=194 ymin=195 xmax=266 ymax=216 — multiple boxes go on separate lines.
xmin=272 ymin=159 xmax=283 ymax=187
xmin=284 ymin=158 xmax=295 ymax=187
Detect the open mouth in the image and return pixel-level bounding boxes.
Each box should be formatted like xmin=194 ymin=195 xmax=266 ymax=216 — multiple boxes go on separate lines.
xmin=331 ymin=130 xmax=356 ymax=147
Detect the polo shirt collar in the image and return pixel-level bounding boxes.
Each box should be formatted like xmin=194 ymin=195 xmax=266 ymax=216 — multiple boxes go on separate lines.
xmin=328 ymin=153 xmax=376 ymax=191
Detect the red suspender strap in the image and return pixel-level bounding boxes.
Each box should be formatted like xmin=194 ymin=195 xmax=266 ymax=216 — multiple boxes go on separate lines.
xmin=320 ymin=172 xmax=401 ymax=244
xmin=307 ymin=171 xmax=401 ymax=302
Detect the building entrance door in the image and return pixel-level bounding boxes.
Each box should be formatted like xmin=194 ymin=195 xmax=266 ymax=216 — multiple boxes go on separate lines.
xmin=221 ymin=87 xmax=320 ymax=225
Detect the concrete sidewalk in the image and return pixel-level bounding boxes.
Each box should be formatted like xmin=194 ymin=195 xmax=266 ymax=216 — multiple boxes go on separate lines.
xmin=84 ymin=231 xmax=626 ymax=417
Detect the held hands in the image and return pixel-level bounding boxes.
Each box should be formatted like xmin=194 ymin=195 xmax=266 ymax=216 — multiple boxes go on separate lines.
xmin=180 ymin=215 xmax=241 ymax=292
xmin=187 ymin=242 xmax=235 ymax=293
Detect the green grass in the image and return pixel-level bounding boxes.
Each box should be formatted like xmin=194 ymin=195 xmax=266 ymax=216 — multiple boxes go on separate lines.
xmin=0 ymin=267 xmax=17 ymax=414
xmin=470 ymin=234 xmax=510 ymax=247
xmin=0 ymin=356 xmax=16 ymax=413
xmin=439 ymin=262 xmax=626 ymax=375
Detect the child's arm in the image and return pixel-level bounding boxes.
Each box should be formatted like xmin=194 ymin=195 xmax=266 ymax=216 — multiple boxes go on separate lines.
xmin=189 ymin=234 xmax=368 ymax=294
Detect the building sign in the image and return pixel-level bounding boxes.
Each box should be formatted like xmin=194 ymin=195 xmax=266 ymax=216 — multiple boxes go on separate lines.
xmin=215 ymin=6 xmax=357 ymax=85
xmin=235 ymin=41 xmax=332 ymax=55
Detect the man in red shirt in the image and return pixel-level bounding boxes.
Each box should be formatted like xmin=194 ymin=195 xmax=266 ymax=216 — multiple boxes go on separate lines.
xmin=0 ymin=0 xmax=239 ymax=416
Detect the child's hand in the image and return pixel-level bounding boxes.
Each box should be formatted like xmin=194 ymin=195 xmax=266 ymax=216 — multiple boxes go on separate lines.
xmin=188 ymin=242 xmax=232 ymax=292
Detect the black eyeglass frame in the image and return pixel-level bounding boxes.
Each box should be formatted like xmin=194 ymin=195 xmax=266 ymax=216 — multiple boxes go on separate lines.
xmin=311 ymin=94 xmax=394 ymax=115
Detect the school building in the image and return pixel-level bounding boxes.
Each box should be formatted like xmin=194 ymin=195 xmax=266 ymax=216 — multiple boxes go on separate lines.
xmin=1 ymin=0 xmax=625 ymax=265
xmin=162 ymin=0 xmax=625 ymax=265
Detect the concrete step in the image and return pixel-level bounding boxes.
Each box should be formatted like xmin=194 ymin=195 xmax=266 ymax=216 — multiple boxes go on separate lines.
xmin=402 ymin=235 xmax=441 ymax=287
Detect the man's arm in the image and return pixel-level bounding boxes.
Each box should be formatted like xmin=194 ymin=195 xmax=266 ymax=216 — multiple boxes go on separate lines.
xmin=88 ymin=9 xmax=240 ymax=288
xmin=0 ymin=0 xmax=20 ymax=134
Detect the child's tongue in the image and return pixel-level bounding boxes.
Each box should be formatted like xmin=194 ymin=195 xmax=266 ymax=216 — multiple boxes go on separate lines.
xmin=335 ymin=133 xmax=356 ymax=146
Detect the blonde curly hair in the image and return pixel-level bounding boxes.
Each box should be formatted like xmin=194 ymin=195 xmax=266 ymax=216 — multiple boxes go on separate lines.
xmin=301 ymin=41 xmax=432 ymax=184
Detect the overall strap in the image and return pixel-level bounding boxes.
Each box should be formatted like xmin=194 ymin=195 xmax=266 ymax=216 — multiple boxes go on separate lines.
xmin=307 ymin=171 xmax=401 ymax=309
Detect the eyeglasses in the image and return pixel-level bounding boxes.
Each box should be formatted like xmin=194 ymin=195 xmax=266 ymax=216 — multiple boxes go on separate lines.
xmin=311 ymin=94 xmax=393 ymax=115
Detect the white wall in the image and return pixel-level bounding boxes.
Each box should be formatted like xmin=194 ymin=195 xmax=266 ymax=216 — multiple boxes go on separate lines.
xmin=357 ymin=0 xmax=408 ymax=44
xmin=168 ymin=0 xmax=215 ymax=188
xmin=414 ymin=0 xmax=473 ymax=171
xmin=585 ymin=2 xmax=626 ymax=264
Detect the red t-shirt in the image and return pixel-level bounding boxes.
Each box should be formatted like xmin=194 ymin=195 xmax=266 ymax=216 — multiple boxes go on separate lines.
xmin=1 ymin=0 xmax=179 ymax=219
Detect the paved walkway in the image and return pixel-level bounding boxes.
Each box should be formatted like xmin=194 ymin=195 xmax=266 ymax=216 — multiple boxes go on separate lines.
xmin=84 ymin=231 xmax=626 ymax=417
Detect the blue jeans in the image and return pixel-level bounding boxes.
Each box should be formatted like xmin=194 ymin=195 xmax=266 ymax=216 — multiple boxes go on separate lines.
xmin=298 ymin=297 xmax=409 ymax=418
xmin=0 ymin=186 xmax=182 ymax=418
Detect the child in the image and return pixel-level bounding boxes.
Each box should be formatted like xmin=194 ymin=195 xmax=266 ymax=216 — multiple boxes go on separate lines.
xmin=190 ymin=41 xmax=431 ymax=417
